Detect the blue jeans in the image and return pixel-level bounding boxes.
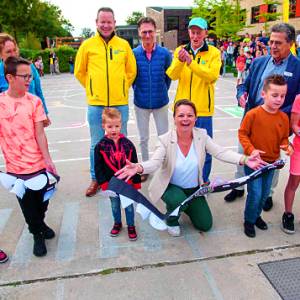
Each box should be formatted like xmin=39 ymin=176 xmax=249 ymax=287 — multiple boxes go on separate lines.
xmin=110 ymin=196 xmax=134 ymax=226
xmin=69 ymin=64 xmax=74 ymax=74
xmin=244 ymin=166 xmax=275 ymax=224
xmin=87 ymin=105 xmax=128 ymax=180
xmin=195 ymin=116 xmax=212 ymax=183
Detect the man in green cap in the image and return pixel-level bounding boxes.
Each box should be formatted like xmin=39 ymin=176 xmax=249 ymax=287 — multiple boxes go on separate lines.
xmin=167 ymin=17 xmax=221 ymax=183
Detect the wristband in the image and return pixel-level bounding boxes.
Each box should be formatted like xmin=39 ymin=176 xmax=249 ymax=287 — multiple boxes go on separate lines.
xmin=240 ymin=155 xmax=248 ymax=165
xmin=136 ymin=164 xmax=144 ymax=175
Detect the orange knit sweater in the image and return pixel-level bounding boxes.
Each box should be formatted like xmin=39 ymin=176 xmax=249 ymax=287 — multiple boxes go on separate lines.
xmin=239 ymin=106 xmax=289 ymax=162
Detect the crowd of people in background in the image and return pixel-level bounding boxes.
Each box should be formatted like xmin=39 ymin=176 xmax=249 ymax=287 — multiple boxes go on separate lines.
xmin=1 ymin=7 xmax=300 ymax=263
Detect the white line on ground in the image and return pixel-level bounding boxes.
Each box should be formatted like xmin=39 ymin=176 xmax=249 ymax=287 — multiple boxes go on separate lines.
xmin=218 ymin=78 xmax=237 ymax=85
xmin=46 ymin=120 xmax=88 ymax=131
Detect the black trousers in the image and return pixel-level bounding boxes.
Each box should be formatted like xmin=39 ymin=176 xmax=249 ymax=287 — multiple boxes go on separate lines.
xmin=17 ymin=187 xmax=49 ymax=235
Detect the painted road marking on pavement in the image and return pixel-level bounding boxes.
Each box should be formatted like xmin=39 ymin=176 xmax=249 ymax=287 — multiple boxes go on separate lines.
xmin=218 ymin=78 xmax=237 ymax=85
xmin=56 ymin=202 xmax=79 ymax=262
xmin=10 ymin=227 xmax=33 ymax=267
xmin=46 ymin=120 xmax=88 ymax=131
xmin=98 ymin=198 xmax=119 ymax=259
xmin=0 ymin=208 xmax=12 ymax=234
xmin=1 ymin=148 xmax=235 ymax=168
xmin=216 ymin=105 xmax=244 ymax=118
xmin=182 ymin=224 xmax=224 ymax=300
xmin=56 ymin=280 xmax=65 ymax=300
xmin=138 ymin=216 xmax=162 ymax=252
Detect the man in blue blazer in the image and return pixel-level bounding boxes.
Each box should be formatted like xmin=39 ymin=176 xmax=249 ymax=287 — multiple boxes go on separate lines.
xmin=133 ymin=17 xmax=172 ymax=182
xmin=225 ymin=23 xmax=300 ymax=211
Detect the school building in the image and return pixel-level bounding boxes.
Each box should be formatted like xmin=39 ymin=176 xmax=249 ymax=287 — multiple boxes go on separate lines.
xmin=237 ymin=0 xmax=300 ymax=34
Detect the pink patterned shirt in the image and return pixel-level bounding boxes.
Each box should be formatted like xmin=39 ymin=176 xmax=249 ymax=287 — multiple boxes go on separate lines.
xmin=0 ymin=92 xmax=46 ymax=174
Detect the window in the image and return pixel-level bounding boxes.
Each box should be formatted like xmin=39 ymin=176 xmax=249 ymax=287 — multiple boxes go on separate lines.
xmin=167 ymin=16 xmax=179 ymax=31
xmin=184 ymin=15 xmax=190 ymax=30
xmin=268 ymin=4 xmax=277 ymax=13
xmin=268 ymin=4 xmax=278 ymax=21
xmin=240 ymin=9 xmax=247 ymax=25
xmin=251 ymin=6 xmax=260 ymax=24
xmin=290 ymin=0 xmax=296 ymax=18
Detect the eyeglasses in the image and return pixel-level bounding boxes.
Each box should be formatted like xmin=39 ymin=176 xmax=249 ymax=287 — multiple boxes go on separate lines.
xmin=141 ymin=30 xmax=154 ymax=35
xmin=14 ymin=74 xmax=32 ymax=80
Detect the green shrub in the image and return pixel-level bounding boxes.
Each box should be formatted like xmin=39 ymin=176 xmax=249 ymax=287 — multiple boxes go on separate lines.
xmin=19 ymin=46 xmax=77 ymax=73
xmin=19 ymin=32 xmax=41 ymax=50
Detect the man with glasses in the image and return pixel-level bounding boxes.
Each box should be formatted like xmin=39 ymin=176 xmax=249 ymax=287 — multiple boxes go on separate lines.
xmin=132 ymin=17 xmax=172 ymax=182
xmin=224 ymin=23 xmax=300 ymax=215
xmin=167 ymin=17 xmax=221 ymax=184
xmin=75 ymin=7 xmax=137 ymax=197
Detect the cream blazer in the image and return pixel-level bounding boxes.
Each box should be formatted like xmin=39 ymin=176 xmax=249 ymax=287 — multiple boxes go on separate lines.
xmin=141 ymin=128 xmax=242 ymax=204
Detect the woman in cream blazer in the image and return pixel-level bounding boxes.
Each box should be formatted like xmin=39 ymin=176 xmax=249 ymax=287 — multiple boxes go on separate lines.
xmin=117 ymin=100 xmax=265 ymax=236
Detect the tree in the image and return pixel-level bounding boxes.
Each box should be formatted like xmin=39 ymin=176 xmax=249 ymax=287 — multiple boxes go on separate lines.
xmin=126 ymin=11 xmax=144 ymax=25
xmin=192 ymin=0 xmax=247 ymax=39
xmin=19 ymin=32 xmax=41 ymax=50
xmin=256 ymin=0 xmax=281 ymax=32
xmin=81 ymin=28 xmax=95 ymax=38
xmin=0 ymin=0 xmax=73 ymax=43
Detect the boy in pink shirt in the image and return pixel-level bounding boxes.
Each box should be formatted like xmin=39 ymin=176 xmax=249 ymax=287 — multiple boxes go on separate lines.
xmin=0 ymin=57 xmax=57 ymax=257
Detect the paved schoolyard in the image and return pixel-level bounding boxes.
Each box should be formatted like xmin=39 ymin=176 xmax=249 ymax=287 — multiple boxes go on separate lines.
xmin=0 ymin=73 xmax=299 ymax=299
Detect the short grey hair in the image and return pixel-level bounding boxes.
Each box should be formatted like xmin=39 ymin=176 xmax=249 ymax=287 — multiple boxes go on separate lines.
xmin=271 ymin=23 xmax=295 ymax=43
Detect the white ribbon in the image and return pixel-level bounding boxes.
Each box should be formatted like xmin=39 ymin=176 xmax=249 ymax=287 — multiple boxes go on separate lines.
xmin=120 ymin=194 xmax=134 ymax=208
xmin=0 ymin=172 xmax=58 ymax=201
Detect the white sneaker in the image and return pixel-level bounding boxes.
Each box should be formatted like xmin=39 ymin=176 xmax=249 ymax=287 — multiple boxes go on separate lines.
xmin=167 ymin=226 xmax=181 ymax=237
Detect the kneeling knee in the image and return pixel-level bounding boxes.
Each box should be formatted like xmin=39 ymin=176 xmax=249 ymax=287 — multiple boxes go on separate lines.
xmin=194 ymin=219 xmax=213 ymax=232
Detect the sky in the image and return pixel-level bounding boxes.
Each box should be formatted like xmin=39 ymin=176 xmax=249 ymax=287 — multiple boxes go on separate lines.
xmin=49 ymin=0 xmax=195 ymax=36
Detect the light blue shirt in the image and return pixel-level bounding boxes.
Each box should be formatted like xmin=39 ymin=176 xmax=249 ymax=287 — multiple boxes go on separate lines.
xmin=255 ymin=54 xmax=290 ymax=106
xmin=191 ymin=42 xmax=205 ymax=56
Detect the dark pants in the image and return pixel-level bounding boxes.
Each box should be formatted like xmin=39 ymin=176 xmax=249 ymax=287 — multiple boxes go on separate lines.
xmin=161 ymin=184 xmax=212 ymax=231
xmin=195 ymin=116 xmax=213 ymax=183
xmin=17 ymin=187 xmax=49 ymax=235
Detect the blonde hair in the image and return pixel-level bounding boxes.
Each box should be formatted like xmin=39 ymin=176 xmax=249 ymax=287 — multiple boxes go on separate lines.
xmin=0 ymin=33 xmax=17 ymax=55
xmin=102 ymin=107 xmax=121 ymax=124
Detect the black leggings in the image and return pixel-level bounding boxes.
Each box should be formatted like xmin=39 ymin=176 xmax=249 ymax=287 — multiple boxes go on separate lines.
xmin=17 ymin=187 xmax=49 ymax=235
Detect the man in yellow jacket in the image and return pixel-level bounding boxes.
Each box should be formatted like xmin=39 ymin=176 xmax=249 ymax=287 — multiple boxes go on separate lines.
xmin=75 ymin=7 xmax=137 ymax=196
xmin=167 ymin=17 xmax=221 ymax=183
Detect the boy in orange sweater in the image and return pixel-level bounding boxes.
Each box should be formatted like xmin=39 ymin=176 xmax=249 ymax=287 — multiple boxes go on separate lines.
xmin=239 ymin=74 xmax=293 ymax=238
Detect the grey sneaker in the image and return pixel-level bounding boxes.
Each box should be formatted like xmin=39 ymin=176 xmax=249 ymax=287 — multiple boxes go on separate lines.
xmin=281 ymin=212 xmax=295 ymax=234
xmin=167 ymin=226 xmax=181 ymax=237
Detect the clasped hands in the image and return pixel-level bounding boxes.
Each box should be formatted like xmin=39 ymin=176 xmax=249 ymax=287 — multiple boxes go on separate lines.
xmin=178 ymin=47 xmax=192 ymax=65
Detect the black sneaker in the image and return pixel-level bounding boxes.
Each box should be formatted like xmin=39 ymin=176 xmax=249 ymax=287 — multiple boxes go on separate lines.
xmin=263 ymin=197 xmax=273 ymax=211
xmin=281 ymin=212 xmax=295 ymax=234
xmin=42 ymin=223 xmax=55 ymax=239
xmin=224 ymin=189 xmax=244 ymax=202
xmin=255 ymin=216 xmax=268 ymax=230
xmin=33 ymin=233 xmax=47 ymax=257
xmin=244 ymin=221 xmax=256 ymax=238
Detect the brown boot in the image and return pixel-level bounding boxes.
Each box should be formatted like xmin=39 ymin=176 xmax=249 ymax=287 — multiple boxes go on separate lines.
xmin=85 ymin=180 xmax=99 ymax=197
xmin=140 ymin=174 xmax=148 ymax=183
